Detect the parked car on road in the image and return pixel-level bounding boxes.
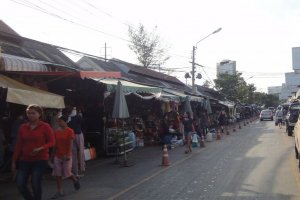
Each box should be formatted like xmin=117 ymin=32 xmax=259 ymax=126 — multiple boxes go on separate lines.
xmin=293 ymin=112 xmax=300 ymax=163
xmin=286 ymin=102 xmax=300 ymax=136
xmin=260 ymin=109 xmax=273 ymax=121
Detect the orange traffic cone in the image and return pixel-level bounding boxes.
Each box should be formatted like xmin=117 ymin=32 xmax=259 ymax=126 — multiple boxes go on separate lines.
xmin=161 ymin=145 xmax=170 ymax=166
xmin=200 ymin=136 xmax=205 ymax=147
xmin=217 ymin=129 xmax=221 ymax=140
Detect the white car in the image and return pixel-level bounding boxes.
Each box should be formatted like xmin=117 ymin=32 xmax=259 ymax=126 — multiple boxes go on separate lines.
xmin=260 ymin=109 xmax=273 ymax=121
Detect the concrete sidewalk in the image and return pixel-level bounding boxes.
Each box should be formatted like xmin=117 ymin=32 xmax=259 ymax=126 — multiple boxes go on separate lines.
xmin=0 ymin=144 xmax=197 ymax=200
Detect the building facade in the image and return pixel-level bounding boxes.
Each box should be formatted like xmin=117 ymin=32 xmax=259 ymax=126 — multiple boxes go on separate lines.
xmin=272 ymin=47 xmax=300 ymax=101
xmin=293 ymin=47 xmax=300 ymax=73
xmin=216 ymin=59 xmax=236 ymax=76
xmin=268 ymin=86 xmax=282 ymax=95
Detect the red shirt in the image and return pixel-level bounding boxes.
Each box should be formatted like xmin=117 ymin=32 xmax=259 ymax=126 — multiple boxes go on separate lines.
xmin=54 ymin=127 xmax=74 ymax=158
xmin=13 ymin=121 xmax=55 ymax=162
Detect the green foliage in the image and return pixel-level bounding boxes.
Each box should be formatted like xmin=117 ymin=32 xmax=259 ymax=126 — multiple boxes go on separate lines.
xmin=214 ymin=72 xmax=279 ymax=106
xmin=202 ymin=80 xmax=211 ymax=87
xmin=214 ymin=72 xmax=246 ymax=102
xmin=128 ymin=24 xmax=170 ymax=68
xmin=253 ymin=92 xmax=279 ymax=107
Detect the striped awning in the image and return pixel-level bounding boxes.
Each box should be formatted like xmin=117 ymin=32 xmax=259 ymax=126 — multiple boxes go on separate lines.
xmin=1 ymin=53 xmax=49 ymax=71
xmin=163 ymin=88 xmax=203 ymax=102
xmin=94 ymin=78 xmax=162 ymax=93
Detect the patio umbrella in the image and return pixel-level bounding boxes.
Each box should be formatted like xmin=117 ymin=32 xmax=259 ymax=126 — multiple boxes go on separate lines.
xmin=184 ymin=96 xmax=193 ymax=118
xmin=205 ymin=99 xmax=212 ymax=114
xmin=111 ymin=81 xmax=131 ymax=167
xmin=112 ymin=81 xmax=129 ymax=119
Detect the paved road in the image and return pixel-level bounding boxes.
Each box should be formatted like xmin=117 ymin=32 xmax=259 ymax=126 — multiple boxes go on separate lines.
xmin=2 ymin=120 xmax=300 ymax=200
xmin=111 ymin=120 xmax=300 ymax=200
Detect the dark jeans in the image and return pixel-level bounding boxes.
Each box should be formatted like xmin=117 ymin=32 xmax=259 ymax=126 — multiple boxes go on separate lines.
xmin=16 ymin=160 xmax=48 ymax=200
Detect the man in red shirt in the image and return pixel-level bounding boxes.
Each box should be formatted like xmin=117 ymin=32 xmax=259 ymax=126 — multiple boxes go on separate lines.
xmin=12 ymin=104 xmax=55 ymax=200
xmin=51 ymin=116 xmax=80 ymax=199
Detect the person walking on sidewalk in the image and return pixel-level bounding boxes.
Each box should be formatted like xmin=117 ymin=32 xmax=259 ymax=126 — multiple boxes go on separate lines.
xmin=51 ymin=116 xmax=80 ymax=199
xmin=182 ymin=112 xmax=194 ymax=154
xmin=12 ymin=104 xmax=55 ymax=200
xmin=218 ymin=108 xmax=227 ymax=133
xmin=200 ymin=109 xmax=209 ymax=138
xmin=275 ymin=107 xmax=284 ymax=129
xmin=67 ymin=107 xmax=85 ymax=177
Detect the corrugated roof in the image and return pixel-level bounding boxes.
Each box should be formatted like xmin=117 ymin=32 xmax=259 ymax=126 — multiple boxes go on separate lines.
xmin=0 ymin=20 xmax=20 ymax=36
xmin=77 ymin=57 xmax=187 ymax=91
xmin=0 ymin=21 xmax=78 ymax=69
xmin=196 ymin=85 xmax=226 ymax=101
xmin=111 ymin=59 xmax=184 ymax=86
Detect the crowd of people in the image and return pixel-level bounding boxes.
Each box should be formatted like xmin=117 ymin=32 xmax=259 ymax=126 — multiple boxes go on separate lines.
xmin=159 ymin=107 xmax=231 ymax=154
xmin=9 ymin=104 xmax=85 ymax=200
xmin=2 ymin=103 xmax=240 ymax=200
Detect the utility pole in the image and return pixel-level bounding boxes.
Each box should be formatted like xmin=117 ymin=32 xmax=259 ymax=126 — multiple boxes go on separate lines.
xmin=192 ymin=46 xmax=196 ymax=93
xmin=191 ymin=27 xmax=222 ymax=94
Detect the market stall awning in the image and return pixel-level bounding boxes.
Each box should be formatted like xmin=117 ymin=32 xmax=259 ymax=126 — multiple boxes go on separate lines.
xmin=12 ymin=71 xmax=122 ymax=79
xmin=95 ymin=78 xmax=162 ymax=93
xmin=163 ymin=88 xmax=203 ymax=102
xmin=218 ymin=100 xmax=235 ymax=108
xmin=158 ymin=91 xmax=181 ymax=102
xmin=1 ymin=53 xmax=49 ymax=71
xmin=0 ymin=74 xmax=65 ymax=108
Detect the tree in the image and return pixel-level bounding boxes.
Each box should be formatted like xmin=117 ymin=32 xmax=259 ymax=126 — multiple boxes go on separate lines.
xmin=214 ymin=72 xmax=280 ymax=106
xmin=128 ymin=24 xmax=170 ymax=68
xmin=246 ymin=84 xmax=256 ymax=104
xmin=202 ymin=80 xmax=211 ymax=88
xmin=214 ymin=72 xmax=245 ymax=102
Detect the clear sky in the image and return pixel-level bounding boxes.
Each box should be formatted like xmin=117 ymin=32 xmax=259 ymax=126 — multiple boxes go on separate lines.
xmin=1 ymin=0 xmax=300 ymax=92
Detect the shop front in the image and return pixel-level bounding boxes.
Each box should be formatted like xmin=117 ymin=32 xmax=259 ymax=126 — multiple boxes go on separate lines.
xmin=0 ymin=74 xmax=66 ymax=171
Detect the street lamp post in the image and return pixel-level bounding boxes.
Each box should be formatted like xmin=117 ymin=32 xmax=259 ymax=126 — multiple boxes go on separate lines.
xmin=192 ymin=27 xmax=222 ymax=94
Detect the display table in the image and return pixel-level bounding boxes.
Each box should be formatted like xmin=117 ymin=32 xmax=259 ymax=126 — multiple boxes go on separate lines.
xmin=105 ymin=128 xmax=133 ymax=156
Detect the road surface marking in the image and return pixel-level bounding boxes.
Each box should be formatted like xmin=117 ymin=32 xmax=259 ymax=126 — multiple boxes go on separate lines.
xmin=106 ymin=149 xmax=203 ymax=200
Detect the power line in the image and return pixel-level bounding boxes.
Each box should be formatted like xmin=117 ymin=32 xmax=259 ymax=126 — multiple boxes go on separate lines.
xmin=200 ymin=67 xmax=215 ymax=87
xmin=9 ymin=0 xmax=130 ymax=42
xmin=35 ymin=0 xmax=82 ymax=22
xmin=80 ymin=0 xmax=133 ymax=28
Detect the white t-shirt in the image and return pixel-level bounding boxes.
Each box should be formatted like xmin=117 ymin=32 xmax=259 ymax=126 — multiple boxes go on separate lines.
xmin=275 ymin=110 xmax=283 ymax=119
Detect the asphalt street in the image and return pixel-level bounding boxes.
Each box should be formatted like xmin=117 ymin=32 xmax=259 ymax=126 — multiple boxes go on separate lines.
xmin=111 ymin=120 xmax=300 ymax=200
xmin=1 ymin=119 xmax=300 ymax=200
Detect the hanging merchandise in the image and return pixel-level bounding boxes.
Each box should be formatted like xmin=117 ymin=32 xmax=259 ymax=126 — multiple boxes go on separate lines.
xmin=165 ymin=102 xmax=171 ymax=113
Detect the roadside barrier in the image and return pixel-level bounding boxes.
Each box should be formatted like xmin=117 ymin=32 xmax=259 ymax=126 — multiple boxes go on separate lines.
xmin=161 ymin=145 xmax=170 ymax=166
